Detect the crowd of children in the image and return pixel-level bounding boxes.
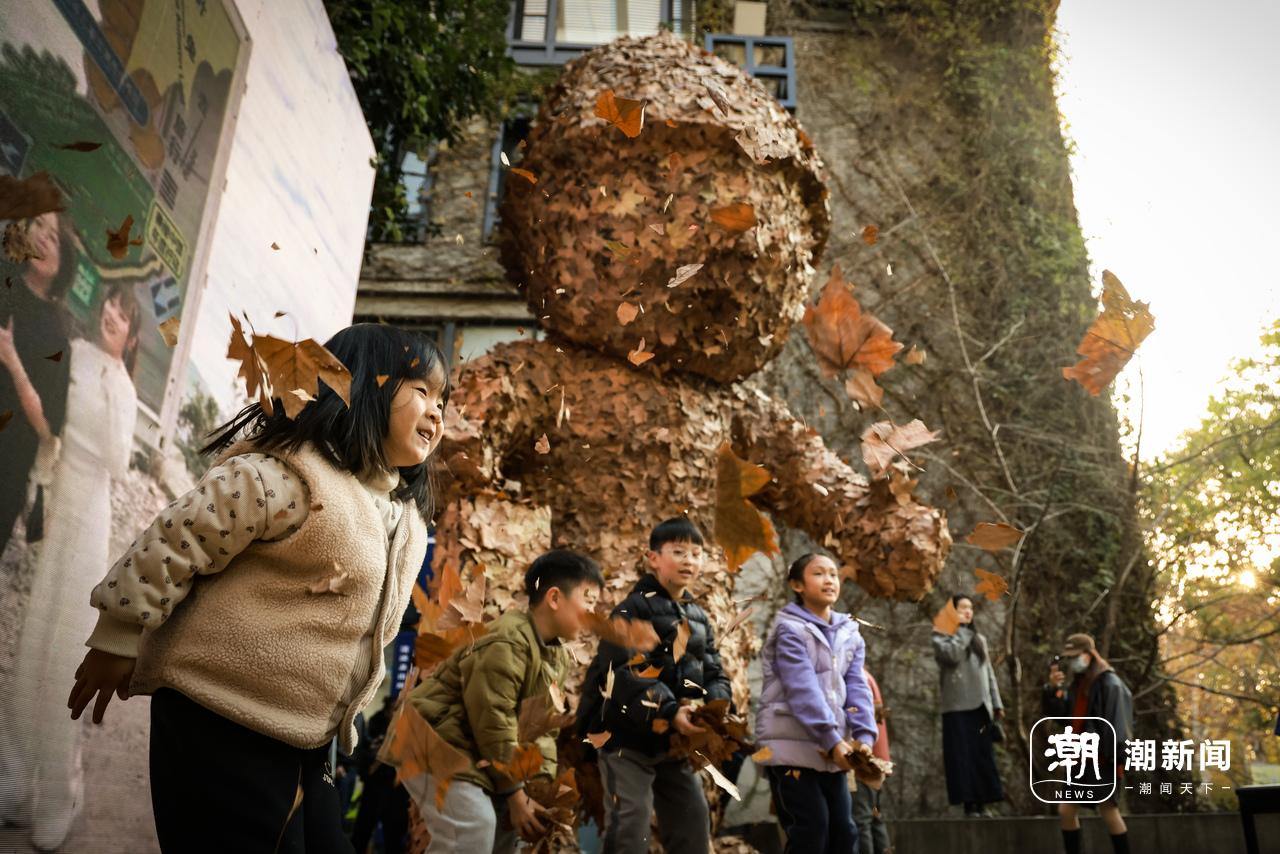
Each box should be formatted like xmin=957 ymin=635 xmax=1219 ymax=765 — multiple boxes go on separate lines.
xmin=54 ymin=322 xmax=1005 ymax=854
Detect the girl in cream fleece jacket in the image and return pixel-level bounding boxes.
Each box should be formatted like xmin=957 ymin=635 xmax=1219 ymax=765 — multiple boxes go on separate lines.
xmin=66 ymin=323 xmax=451 ymax=853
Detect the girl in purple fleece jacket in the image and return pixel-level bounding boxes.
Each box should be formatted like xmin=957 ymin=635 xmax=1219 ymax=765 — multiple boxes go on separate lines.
xmin=755 ymin=553 xmax=879 ymax=854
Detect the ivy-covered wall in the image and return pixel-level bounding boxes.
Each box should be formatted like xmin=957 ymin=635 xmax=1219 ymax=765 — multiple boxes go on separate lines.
xmin=755 ymin=0 xmax=1185 ymax=815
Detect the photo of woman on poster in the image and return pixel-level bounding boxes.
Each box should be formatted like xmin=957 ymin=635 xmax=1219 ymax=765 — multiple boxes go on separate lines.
xmin=0 ymin=279 xmax=140 ymax=849
xmin=0 ymin=209 xmax=76 ymax=559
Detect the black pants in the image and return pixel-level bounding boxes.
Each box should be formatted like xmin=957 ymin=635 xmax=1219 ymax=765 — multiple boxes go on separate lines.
xmin=766 ymin=766 xmax=859 ymax=854
xmin=350 ymin=764 xmax=408 ymax=854
xmin=150 ymin=688 xmax=354 ymax=854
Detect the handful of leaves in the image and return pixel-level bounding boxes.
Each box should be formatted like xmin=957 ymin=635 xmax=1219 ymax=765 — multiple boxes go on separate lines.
xmin=667 ymin=698 xmax=756 ymax=769
xmin=518 ymin=768 xmax=581 ymax=852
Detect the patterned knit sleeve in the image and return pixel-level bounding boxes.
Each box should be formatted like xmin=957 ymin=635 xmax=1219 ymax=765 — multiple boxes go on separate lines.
xmin=84 ymin=453 xmax=309 ymax=658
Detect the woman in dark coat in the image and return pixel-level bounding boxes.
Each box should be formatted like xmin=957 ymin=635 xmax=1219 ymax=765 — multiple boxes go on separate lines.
xmin=1042 ymin=633 xmax=1133 ymax=854
xmin=0 ymin=210 xmax=76 ymax=555
xmin=931 ymin=593 xmax=1005 ymax=816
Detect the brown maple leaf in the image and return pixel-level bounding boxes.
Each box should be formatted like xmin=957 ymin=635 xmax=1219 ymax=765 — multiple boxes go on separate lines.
xmin=0 ymin=172 xmax=64 ymax=220
xmin=709 ymin=203 xmax=756 ymax=233
xmin=534 ymin=433 xmax=550 ymax=454
xmin=974 ymin=567 xmax=1009 ymax=601
xmin=859 ymin=419 xmax=940 ymax=479
xmin=379 ymin=703 xmax=471 ymax=806
xmin=509 ymin=167 xmax=538 ymax=185
xmin=517 ymin=693 xmax=574 ymax=744
xmin=932 ymin=599 xmax=961 ymax=635
xmin=714 ymin=443 xmax=779 ymax=573
xmin=253 ymin=334 xmax=353 ymax=419
xmin=436 ymin=570 xmax=486 ymax=630
xmin=965 ymin=522 xmax=1022 ymax=552
xmin=105 ymin=215 xmax=144 ymax=259
xmin=492 ymin=743 xmax=544 ymax=785
xmin=802 ymin=267 xmax=903 ymax=404
xmin=582 ymin=611 xmax=660 ymax=651
xmin=861 ymin=224 xmax=879 ymax=245
xmin=616 ymin=302 xmax=639 ymax=325
xmin=594 ymin=89 xmax=646 ymax=138
xmin=226 ymin=314 xmax=272 ymax=412
xmin=1062 ymin=270 xmax=1154 ymax=396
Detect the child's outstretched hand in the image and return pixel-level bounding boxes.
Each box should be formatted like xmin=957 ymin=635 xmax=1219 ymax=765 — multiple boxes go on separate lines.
xmin=507 ymin=788 xmax=549 ymax=839
xmin=672 ymin=705 xmax=706 ymax=736
xmin=67 ymin=649 xmax=135 ymax=724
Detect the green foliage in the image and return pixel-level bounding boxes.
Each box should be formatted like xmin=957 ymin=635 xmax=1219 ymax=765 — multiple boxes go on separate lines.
xmin=175 ymin=390 xmax=223 ymax=480
xmin=324 ymin=0 xmax=513 ymax=241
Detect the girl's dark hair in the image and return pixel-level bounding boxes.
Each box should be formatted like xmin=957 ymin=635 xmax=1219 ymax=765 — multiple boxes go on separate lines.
xmin=787 ymin=551 xmax=833 ymax=604
xmin=951 ymin=593 xmax=974 ymax=610
xmin=201 ymin=323 xmax=451 ymax=521
xmin=649 ymin=516 xmax=705 ymax=552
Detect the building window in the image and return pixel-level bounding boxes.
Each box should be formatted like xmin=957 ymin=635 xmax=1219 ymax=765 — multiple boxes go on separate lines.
xmin=509 ymin=0 xmax=695 ymax=65
xmin=704 ymin=33 xmax=796 ymax=110
xmin=368 ymin=145 xmax=438 ymax=243
xmin=483 ymin=113 xmax=534 ymax=243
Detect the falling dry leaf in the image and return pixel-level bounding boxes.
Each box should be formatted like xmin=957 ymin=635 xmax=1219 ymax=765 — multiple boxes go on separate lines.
xmin=0 ymin=172 xmax=64 ymax=220
xmin=709 ymin=203 xmax=756 ymax=233
xmin=534 ymin=433 xmax=551 ymax=454
xmin=380 ymin=703 xmax=471 ymax=805
xmin=861 ymin=224 xmax=879 ymax=245
xmin=672 ymin=618 xmax=690 ymax=663
xmin=904 ymin=346 xmax=926 ymax=365
xmin=437 ymin=571 xmax=487 ymax=629
xmin=157 ymin=316 xmax=181 ymax=347
xmin=585 ymin=731 xmax=612 ymax=749
xmin=105 ymin=215 xmax=144 ymax=259
xmin=696 ymin=752 xmax=741 ymax=801
xmin=583 ymin=611 xmax=660 ymax=651
xmin=667 ymin=263 xmax=703 ymax=288
xmin=510 ymin=167 xmax=538 ymax=185
xmin=44 ymin=351 xmax=62 ymax=362
xmin=803 ymin=267 xmax=903 ymax=388
xmin=965 ymin=522 xmax=1023 ymax=552
xmin=270 ymin=242 xmax=280 ymax=250
xmin=714 ymin=443 xmax=779 ymax=572
xmin=1062 ymin=270 xmax=1154 ymax=396
xmin=55 ymin=141 xmax=102 ymax=152
xmin=376 ymin=374 xmax=390 ymax=387
xmin=594 ymin=89 xmax=646 ymax=138
xmin=492 ymin=743 xmax=544 ymax=785
xmin=750 ymin=746 xmax=774 ymax=763
xmin=627 ymin=338 xmax=655 ymax=366
xmin=253 ymin=334 xmax=353 ymax=419
xmin=0 ymin=411 xmax=12 ymax=432
xmin=974 ymin=567 xmax=1009 ymax=601
xmin=932 ymin=599 xmax=961 ymax=635
xmin=859 ymin=419 xmax=940 ymax=479
xmin=616 ymin=302 xmax=639 ymax=325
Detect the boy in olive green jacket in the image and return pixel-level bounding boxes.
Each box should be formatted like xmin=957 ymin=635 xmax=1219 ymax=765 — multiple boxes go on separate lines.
xmin=408 ymin=549 xmax=603 ymax=852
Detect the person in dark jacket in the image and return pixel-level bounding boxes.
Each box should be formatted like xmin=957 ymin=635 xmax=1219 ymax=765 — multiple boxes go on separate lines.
xmin=1041 ymin=633 xmax=1133 ymax=854
xmin=577 ymin=517 xmax=732 ymax=854
xmin=351 ymin=697 xmax=409 ymax=854
xmin=931 ymin=593 xmax=1005 ymax=817
xmin=0 ymin=210 xmax=74 ymax=556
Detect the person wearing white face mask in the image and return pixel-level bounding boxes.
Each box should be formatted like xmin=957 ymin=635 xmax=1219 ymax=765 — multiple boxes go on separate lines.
xmin=1042 ymin=633 xmax=1134 ymax=854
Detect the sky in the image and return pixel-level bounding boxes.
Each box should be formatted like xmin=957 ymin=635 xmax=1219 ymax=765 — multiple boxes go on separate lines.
xmin=1053 ymin=0 xmax=1280 ymax=462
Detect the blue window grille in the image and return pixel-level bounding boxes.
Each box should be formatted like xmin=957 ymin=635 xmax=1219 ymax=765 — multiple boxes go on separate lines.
xmin=508 ymin=0 xmax=695 ymax=66
xmin=704 ymin=33 xmax=796 ymax=110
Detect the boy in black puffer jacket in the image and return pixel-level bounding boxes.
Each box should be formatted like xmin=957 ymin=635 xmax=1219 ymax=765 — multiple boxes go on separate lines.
xmin=577 ymin=516 xmax=732 ymax=854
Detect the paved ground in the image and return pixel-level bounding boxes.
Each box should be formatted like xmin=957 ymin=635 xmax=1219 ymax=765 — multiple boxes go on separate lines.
xmin=0 ymin=471 xmax=166 ymax=853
